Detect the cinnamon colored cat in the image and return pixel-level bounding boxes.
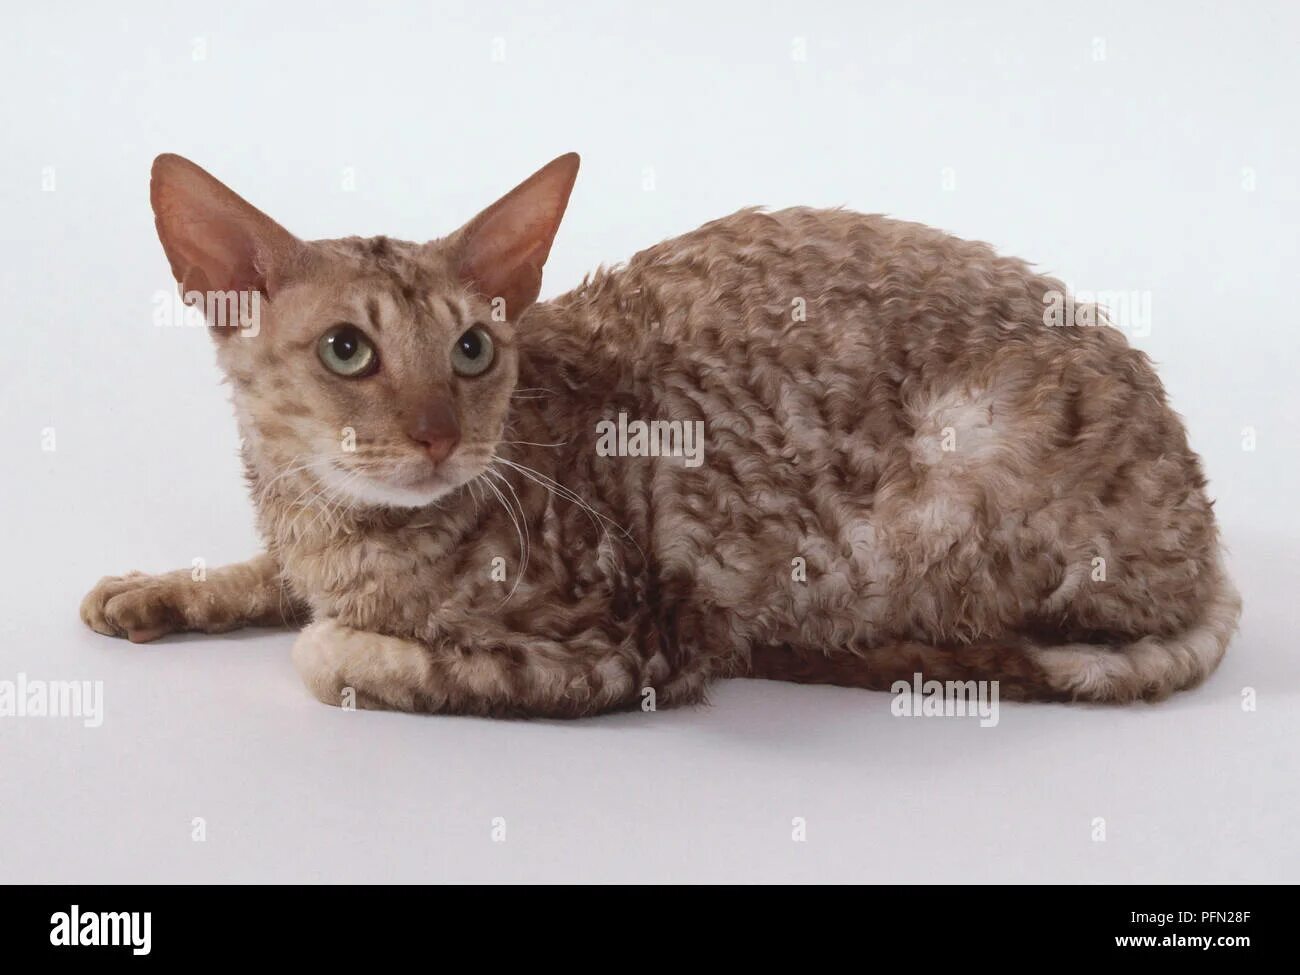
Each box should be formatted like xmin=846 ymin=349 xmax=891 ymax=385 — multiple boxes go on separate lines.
xmin=80 ymin=153 xmax=1239 ymax=716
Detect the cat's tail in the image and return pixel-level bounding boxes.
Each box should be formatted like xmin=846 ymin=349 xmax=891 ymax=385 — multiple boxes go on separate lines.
xmin=1025 ymin=561 xmax=1241 ymax=701
xmin=749 ymin=561 xmax=1241 ymax=702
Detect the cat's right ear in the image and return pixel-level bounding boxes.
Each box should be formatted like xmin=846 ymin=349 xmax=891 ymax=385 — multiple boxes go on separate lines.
xmin=150 ymin=154 xmax=304 ymax=321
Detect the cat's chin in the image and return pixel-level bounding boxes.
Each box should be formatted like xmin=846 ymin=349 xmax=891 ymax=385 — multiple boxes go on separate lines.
xmin=311 ymin=459 xmax=466 ymax=511
xmin=343 ymin=476 xmax=450 ymax=510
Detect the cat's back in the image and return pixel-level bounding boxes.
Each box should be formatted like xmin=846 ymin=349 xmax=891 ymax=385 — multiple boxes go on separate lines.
xmin=552 ymin=206 xmax=1069 ymax=372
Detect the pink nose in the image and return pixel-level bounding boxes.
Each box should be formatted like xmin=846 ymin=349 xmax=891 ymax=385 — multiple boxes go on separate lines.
xmin=413 ymin=431 xmax=459 ymax=464
xmin=404 ymin=399 xmax=461 ymax=464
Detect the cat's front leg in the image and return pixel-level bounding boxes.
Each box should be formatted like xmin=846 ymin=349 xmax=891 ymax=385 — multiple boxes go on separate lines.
xmin=80 ymin=552 xmax=306 ymax=643
xmin=292 ymin=619 xmax=658 ymax=718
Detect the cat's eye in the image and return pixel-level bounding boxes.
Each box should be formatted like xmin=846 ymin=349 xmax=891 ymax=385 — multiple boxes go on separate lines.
xmin=450 ymin=325 xmax=495 ymax=378
xmin=317 ymin=324 xmax=378 ymax=378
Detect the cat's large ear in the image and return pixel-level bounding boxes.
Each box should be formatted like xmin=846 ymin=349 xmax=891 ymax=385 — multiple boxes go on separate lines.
xmin=453 ymin=153 xmax=580 ymax=319
xmin=150 ymin=154 xmax=304 ymax=318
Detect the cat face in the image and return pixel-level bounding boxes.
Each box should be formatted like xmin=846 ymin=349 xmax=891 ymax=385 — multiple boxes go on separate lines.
xmin=220 ymin=237 xmax=520 ymax=509
xmin=149 ymin=153 xmax=579 ymax=508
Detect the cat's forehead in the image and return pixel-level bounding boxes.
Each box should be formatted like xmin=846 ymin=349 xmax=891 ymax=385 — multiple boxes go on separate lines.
xmin=311 ymin=235 xmax=470 ymax=324
xmin=252 ymin=235 xmax=476 ymax=352
xmin=319 ymin=235 xmax=449 ymax=289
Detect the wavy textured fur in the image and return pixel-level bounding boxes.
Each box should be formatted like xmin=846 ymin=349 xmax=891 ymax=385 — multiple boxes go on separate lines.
xmin=81 ymin=157 xmax=1239 ymax=716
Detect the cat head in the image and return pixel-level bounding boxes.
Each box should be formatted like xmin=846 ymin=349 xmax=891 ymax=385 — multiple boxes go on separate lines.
xmin=150 ymin=152 xmax=579 ymax=509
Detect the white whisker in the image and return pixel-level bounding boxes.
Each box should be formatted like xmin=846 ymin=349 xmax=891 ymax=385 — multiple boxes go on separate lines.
xmin=478 ymin=471 xmax=528 ymax=604
xmin=493 ymin=457 xmax=643 ymax=561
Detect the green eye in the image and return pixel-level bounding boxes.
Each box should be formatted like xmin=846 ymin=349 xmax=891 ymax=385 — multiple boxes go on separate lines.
xmin=318 ymin=324 xmax=377 ymax=377
xmin=451 ymin=325 xmax=495 ymax=378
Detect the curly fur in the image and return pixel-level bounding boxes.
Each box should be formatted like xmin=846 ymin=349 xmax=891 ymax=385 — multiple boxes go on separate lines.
xmin=81 ymin=156 xmax=1240 ymax=717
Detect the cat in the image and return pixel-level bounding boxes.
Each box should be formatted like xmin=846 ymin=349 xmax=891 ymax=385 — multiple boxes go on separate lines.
xmin=80 ymin=152 xmax=1240 ymax=717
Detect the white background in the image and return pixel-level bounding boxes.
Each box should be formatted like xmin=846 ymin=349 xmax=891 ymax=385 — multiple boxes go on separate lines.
xmin=1 ymin=1 xmax=1297 ymax=882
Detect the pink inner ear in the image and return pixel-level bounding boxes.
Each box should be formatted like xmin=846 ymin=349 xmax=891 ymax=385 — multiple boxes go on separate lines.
xmin=170 ymin=224 xmax=262 ymax=297
xmin=151 ymin=154 xmax=300 ymax=303
xmin=461 ymin=214 xmax=548 ymax=309
xmin=456 ymin=153 xmax=580 ymax=318
xmin=194 ymin=220 xmax=268 ymax=296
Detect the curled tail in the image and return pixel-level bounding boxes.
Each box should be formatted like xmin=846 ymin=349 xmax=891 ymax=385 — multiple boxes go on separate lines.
xmin=749 ymin=560 xmax=1241 ymax=703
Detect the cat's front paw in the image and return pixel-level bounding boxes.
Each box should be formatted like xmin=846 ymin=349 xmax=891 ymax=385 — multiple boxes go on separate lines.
xmin=80 ymin=572 xmax=189 ymax=643
xmin=291 ymin=620 xmax=352 ymax=706
xmin=291 ymin=620 xmax=436 ymax=711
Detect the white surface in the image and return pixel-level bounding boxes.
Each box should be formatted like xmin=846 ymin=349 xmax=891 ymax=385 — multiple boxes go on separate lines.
xmin=1 ymin=1 xmax=1297 ymax=883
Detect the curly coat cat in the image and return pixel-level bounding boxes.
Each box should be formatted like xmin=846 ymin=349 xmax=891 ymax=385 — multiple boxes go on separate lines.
xmin=81 ymin=153 xmax=1240 ymax=716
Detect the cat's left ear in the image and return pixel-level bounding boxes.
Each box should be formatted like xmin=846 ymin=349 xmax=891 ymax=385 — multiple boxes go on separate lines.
xmin=453 ymin=153 xmax=580 ymax=319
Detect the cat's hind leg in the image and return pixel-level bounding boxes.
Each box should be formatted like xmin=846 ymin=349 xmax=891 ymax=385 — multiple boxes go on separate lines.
xmin=81 ymin=552 xmax=306 ymax=642
xmin=748 ymin=554 xmax=1240 ymax=702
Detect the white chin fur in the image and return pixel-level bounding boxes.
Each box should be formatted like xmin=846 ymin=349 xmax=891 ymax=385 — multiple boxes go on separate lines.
xmin=311 ymin=460 xmax=452 ymax=510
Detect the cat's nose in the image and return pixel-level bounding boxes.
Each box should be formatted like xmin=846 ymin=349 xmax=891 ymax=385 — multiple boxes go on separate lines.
xmin=404 ymin=399 xmax=461 ymax=464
